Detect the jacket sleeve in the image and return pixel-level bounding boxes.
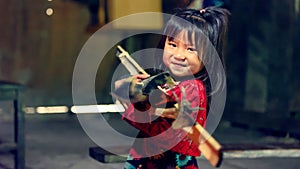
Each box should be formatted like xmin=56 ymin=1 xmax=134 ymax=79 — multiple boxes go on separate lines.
xmin=122 ymin=79 xmax=207 ymax=136
xmin=166 ymin=79 xmax=207 ymax=126
xmin=122 ymin=104 xmax=185 ymax=151
xmin=122 ymin=104 xmax=174 ymax=137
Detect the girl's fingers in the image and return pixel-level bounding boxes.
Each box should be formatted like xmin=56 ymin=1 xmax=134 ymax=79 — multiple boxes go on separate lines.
xmin=114 ymin=74 xmax=148 ymax=90
xmin=135 ymin=74 xmax=150 ymax=81
xmin=161 ymin=114 xmax=177 ymax=119
xmin=155 ymin=108 xmax=178 ymax=119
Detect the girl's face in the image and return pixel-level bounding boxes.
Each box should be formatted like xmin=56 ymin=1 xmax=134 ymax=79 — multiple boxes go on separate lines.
xmin=163 ymin=31 xmax=203 ymax=77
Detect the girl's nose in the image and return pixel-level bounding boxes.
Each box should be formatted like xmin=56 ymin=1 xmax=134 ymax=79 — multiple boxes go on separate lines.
xmin=174 ymin=52 xmax=186 ymax=61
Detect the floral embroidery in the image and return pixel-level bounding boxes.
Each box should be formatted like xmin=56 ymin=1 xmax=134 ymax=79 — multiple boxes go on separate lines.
xmin=175 ymin=154 xmax=192 ymax=167
xmin=127 ymin=154 xmax=134 ymax=161
xmin=124 ymin=162 xmax=136 ymax=169
xmin=124 ymin=152 xmax=197 ymax=169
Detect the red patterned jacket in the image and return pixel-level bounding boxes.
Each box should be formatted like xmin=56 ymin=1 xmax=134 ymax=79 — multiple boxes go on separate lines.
xmin=122 ymin=78 xmax=207 ymax=157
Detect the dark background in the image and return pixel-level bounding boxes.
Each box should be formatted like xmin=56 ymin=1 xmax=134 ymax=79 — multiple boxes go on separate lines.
xmin=1 ymin=0 xmax=300 ymax=136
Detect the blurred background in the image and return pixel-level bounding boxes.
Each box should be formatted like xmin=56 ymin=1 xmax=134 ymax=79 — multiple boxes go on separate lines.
xmin=1 ymin=0 xmax=300 ymax=169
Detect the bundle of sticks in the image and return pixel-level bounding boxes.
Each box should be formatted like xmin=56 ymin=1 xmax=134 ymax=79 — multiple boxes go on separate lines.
xmin=114 ymin=45 xmax=223 ymax=167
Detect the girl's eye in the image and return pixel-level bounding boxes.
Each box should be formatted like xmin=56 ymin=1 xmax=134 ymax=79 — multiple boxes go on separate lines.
xmin=187 ymin=47 xmax=197 ymax=52
xmin=168 ymin=42 xmax=177 ymax=48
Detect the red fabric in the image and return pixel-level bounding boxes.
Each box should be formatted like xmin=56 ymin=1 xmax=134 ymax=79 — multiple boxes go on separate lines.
xmin=122 ymin=79 xmax=207 ymax=157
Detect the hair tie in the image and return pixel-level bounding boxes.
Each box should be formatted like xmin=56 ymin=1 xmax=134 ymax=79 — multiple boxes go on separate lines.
xmin=200 ymin=9 xmax=206 ymax=14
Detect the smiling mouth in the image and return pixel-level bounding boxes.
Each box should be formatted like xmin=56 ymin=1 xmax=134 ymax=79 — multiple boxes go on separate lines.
xmin=171 ymin=62 xmax=187 ymax=68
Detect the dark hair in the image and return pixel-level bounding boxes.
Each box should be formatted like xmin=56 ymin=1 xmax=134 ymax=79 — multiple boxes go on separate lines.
xmin=156 ymin=6 xmax=230 ymax=70
xmin=155 ymin=6 xmax=230 ymax=111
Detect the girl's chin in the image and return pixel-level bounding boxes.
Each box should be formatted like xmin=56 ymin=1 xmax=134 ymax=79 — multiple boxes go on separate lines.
xmin=169 ymin=68 xmax=192 ymax=77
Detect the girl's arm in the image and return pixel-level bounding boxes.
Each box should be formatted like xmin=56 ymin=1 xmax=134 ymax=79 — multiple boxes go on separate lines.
xmin=113 ymin=74 xmax=150 ymax=104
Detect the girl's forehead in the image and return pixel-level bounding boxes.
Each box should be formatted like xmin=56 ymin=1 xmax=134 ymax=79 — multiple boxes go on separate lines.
xmin=170 ymin=31 xmax=195 ymax=45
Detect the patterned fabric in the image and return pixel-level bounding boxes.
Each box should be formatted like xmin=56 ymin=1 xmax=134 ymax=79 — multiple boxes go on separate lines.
xmin=122 ymin=78 xmax=207 ymax=157
xmin=124 ymin=150 xmax=199 ymax=169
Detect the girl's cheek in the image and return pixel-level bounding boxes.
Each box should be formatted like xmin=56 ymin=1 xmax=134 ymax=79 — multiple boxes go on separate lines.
xmin=163 ymin=57 xmax=169 ymax=68
xmin=162 ymin=52 xmax=170 ymax=67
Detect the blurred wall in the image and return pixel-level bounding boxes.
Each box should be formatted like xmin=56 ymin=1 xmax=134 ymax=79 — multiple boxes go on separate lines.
xmin=0 ymin=0 xmax=300 ymax=124
xmin=228 ymin=0 xmax=300 ymax=113
xmin=224 ymin=0 xmax=300 ymax=133
xmin=0 ymin=0 xmax=89 ymax=106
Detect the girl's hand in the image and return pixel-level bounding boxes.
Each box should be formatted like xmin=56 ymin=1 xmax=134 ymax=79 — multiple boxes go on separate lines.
xmin=155 ymin=107 xmax=178 ymax=119
xmin=129 ymin=74 xmax=150 ymax=102
xmin=114 ymin=74 xmax=150 ymax=103
xmin=135 ymin=74 xmax=150 ymax=81
xmin=114 ymin=74 xmax=150 ymax=91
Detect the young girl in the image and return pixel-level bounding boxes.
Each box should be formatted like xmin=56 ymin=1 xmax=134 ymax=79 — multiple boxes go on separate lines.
xmin=115 ymin=6 xmax=230 ymax=169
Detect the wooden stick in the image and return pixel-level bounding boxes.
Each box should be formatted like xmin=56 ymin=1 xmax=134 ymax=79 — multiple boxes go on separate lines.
xmin=116 ymin=45 xmax=148 ymax=75
xmin=183 ymin=124 xmax=223 ymax=167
